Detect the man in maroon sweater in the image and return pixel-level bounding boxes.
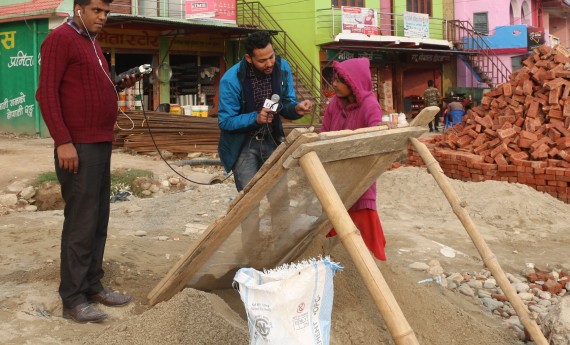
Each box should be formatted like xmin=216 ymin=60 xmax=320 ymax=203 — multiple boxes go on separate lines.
xmin=36 ymin=0 xmax=138 ymax=323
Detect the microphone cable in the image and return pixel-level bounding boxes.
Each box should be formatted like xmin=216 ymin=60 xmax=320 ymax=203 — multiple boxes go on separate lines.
xmin=135 ymin=81 xmax=233 ymax=186
xmin=78 ymin=13 xmax=135 ymax=131
xmin=251 ymin=99 xmax=284 ymax=145
xmin=78 ymin=14 xmax=229 ymax=186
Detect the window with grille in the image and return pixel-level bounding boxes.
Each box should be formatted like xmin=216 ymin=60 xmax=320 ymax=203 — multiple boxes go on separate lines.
xmin=332 ymin=0 xmax=365 ymax=7
xmin=473 ymin=12 xmax=489 ymax=35
xmin=406 ymin=0 xmax=432 ymax=16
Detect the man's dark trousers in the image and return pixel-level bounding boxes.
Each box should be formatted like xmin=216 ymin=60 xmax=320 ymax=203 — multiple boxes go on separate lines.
xmin=55 ymin=142 xmax=112 ymax=308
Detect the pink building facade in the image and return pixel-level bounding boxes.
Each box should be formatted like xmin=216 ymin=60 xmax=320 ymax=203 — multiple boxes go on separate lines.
xmin=454 ymin=0 xmax=569 ymax=88
xmin=454 ymin=0 xmax=543 ymax=88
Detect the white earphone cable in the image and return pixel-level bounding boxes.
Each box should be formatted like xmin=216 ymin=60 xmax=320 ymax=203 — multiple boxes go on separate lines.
xmin=77 ymin=11 xmax=134 ymax=131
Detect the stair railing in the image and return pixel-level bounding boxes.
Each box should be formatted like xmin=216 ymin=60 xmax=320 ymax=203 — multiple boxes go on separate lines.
xmin=448 ymin=20 xmax=511 ymax=88
xmin=237 ymin=1 xmax=331 ymax=122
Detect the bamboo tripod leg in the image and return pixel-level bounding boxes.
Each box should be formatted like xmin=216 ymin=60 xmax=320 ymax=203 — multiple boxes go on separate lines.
xmin=299 ymin=151 xmax=420 ymax=345
xmin=410 ymin=138 xmax=548 ymax=345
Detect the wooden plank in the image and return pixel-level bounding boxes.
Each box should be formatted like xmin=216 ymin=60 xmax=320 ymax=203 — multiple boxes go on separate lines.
xmin=317 ymin=125 xmax=390 ymax=139
xmin=242 ymin=127 xmax=314 ymax=194
xmin=409 ymin=106 xmax=440 ymax=127
xmin=284 ymin=127 xmax=424 ymax=168
xmin=227 ymin=129 xmax=318 ymax=210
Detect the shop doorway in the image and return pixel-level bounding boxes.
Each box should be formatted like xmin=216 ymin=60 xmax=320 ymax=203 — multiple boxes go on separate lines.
xmin=105 ymin=52 xmax=155 ymax=110
xmin=402 ymin=67 xmax=441 ymax=117
xmin=168 ymin=54 xmax=222 ymax=115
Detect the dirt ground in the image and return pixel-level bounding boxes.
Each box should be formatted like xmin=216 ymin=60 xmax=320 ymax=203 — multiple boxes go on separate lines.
xmin=1 ymin=132 xmax=569 ymax=345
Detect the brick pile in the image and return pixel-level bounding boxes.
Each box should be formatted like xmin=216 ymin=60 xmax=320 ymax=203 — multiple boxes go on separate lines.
xmin=407 ymin=45 xmax=570 ymax=203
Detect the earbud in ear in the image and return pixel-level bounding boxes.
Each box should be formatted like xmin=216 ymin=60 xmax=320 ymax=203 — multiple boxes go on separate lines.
xmin=77 ymin=10 xmax=81 ymax=16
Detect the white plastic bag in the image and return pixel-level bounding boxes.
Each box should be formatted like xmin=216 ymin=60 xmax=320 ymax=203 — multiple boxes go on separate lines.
xmin=233 ymin=257 xmax=342 ymax=345
xmin=398 ymin=113 xmax=409 ymax=126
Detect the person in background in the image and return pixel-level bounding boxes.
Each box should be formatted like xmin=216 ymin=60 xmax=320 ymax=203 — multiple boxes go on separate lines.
xmin=36 ymin=0 xmax=139 ymax=324
xmin=445 ymin=100 xmax=466 ymax=130
xmin=321 ymin=57 xmax=387 ymax=261
xmin=217 ymin=30 xmax=313 ymax=256
xmin=423 ymin=79 xmax=441 ymax=132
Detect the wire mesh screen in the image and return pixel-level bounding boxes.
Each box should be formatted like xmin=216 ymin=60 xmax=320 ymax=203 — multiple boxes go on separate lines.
xmin=187 ymin=166 xmax=325 ymax=290
xmin=147 ymin=126 xmax=427 ymax=299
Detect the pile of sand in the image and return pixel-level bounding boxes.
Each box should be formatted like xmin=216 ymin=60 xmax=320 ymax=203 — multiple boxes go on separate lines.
xmin=84 ymin=232 xmax=520 ymax=345
xmin=89 ymin=289 xmax=249 ymax=345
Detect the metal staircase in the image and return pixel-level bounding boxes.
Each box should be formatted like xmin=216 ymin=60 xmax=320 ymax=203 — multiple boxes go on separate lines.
xmin=236 ymin=1 xmax=331 ymax=122
xmin=447 ymin=20 xmax=511 ymax=88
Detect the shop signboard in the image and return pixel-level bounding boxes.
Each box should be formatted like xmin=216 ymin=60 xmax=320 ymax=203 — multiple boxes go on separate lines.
xmin=527 ymin=26 xmax=545 ymax=50
xmin=325 ymin=49 xmax=383 ymax=63
xmin=98 ymin=29 xmax=225 ymax=53
xmin=340 ymin=6 xmax=379 ymax=35
xmin=403 ymin=11 xmax=429 ymax=39
xmin=99 ymin=29 xmax=160 ymax=49
xmin=185 ymin=0 xmax=237 ymax=24
xmin=407 ymin=52 xmax=451 ymax=63
xmin=0 ymin=21 xmax=45 ymax=135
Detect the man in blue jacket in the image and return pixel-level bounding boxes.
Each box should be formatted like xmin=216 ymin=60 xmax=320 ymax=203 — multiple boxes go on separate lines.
xmin=217 ymin=30 xmax=312 ymax=191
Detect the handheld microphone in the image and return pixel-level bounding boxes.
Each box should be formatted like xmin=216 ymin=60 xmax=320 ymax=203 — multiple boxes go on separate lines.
xmin=114 ymin=64 xmax=153 ymax=86
xmin=263 ymin=94 xmax=280 ymax=112
xmin=261 ymin=94 xmax=285 ymax=143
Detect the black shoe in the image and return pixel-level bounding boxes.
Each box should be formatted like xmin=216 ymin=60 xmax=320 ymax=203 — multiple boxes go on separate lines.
xmin=88 ymin=288 xmax=132 ymax=307
xmin=63 ymin=302 xmax=108 ymax=323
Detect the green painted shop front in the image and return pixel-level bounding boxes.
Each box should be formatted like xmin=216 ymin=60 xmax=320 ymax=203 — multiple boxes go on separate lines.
xmin=0 ymin=20 xmax=49 ymax=137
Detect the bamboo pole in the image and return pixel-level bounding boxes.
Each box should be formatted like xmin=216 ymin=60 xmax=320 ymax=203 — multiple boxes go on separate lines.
xmin=410 ymin=138 xmax=548 ymax=345
xmin=299 ymin=151 xmax=420 ymax=345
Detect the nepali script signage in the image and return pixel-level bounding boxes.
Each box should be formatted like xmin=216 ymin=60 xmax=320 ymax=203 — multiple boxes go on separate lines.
xmin=98 ymin=29 xmax=160 ymax=49
xmin=407 ymin=53 xmax=451 ymax=64
xmin=341 ymin=6 xmax=379 ymax=35
xmin=325 ymin=49 xmax=383 ymax=63
xmin=98 ymin=29 xmax=225 ymax=53
xmin=403 ymin=11 xmax=429 ymax=39
xmin=0 ymin=21 xmax=44 ymax=135
xmin=185 ymin=0 xmax=237 ymax=24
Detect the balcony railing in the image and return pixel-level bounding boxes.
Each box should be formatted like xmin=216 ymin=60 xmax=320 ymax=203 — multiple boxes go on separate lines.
xmin=316 ymin=7 xmax=449 ymax=41
xmin=237 ymin=1 xmax=332 ymax=122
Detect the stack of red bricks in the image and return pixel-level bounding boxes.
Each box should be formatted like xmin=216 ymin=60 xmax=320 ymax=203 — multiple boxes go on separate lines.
xmin=407 ymin=44 xmax=570 ymax=203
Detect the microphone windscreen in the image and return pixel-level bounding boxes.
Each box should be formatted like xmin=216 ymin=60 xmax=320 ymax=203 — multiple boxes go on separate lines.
xmin=270 ymin=94 xmax=280 ymax=103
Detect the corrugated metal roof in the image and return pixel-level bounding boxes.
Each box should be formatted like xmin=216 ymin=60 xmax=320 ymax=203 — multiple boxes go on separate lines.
xmin=105 ymin=13 xmax=272 ymax=36
xmin=0 ymin=0 xmax=67 ymax=21
xmin=0 ymin=2 xmax=270 ymax=36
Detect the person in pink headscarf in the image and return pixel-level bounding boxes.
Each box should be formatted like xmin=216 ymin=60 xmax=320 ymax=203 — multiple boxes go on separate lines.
xmin=321 ymin=57 xmax=386 ymax=261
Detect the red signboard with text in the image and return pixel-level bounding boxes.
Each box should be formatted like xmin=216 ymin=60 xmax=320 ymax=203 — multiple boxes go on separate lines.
xmin=341 ymin=6 xmax=379 ymax=36
xmin=185 ymin=0 xmax=236 ymax=24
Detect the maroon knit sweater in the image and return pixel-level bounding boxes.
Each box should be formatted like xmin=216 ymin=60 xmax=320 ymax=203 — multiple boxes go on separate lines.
xmin=36 ymin=24 xmax=118 ymax=146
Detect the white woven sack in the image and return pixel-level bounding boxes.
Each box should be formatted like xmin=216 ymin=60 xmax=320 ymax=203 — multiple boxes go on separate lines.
xmin=233 ymin=257 xmax=342 ymax=345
